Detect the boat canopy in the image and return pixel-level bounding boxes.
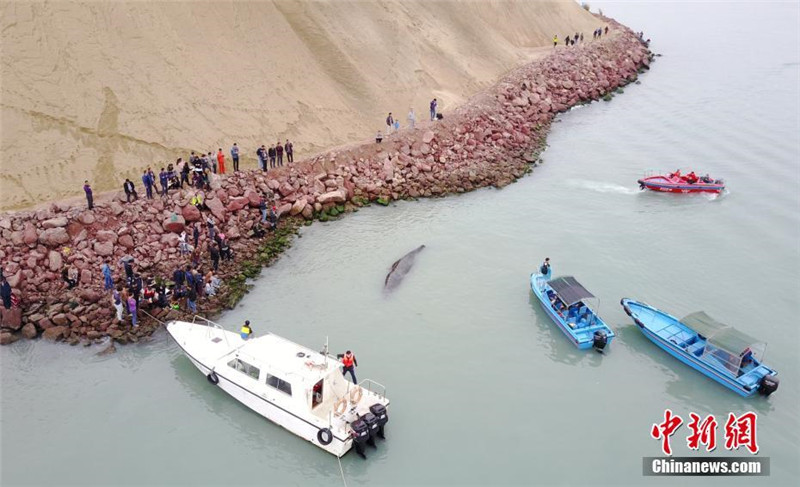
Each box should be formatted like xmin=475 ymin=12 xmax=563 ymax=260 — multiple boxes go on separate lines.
xmin=682 ymin=311 xmax=766 ymax=374
xmin=547 ymin=276 xmax=596 ymax=306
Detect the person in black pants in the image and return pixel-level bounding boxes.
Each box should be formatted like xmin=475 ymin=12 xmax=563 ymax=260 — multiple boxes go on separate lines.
xmin=268 ymin=145 xmax=276 ymax=169
xmin=209 ymin=245 xmax=220 ymax=272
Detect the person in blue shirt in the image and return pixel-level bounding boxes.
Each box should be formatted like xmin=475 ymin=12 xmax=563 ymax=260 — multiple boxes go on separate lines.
xmin=231 ymin=143 xmax=240 ymax=172
xmin=159 ymin=168 xmax=169 ymax=196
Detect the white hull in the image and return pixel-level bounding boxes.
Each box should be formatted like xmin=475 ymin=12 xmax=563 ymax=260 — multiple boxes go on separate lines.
xmin=167 ymin=319 xmax=389 ymax=458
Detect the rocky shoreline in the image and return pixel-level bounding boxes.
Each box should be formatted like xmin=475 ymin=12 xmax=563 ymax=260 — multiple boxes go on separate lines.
xmin=0 ymin=19 xmax=651 ymax=347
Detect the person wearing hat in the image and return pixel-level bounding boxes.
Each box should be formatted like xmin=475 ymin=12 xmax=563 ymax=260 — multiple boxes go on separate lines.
xmin=240 ymin=320 xmax=253 ymax=340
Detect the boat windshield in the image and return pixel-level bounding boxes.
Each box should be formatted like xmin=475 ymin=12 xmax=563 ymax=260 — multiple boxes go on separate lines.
xmin=681 ymin=311 xmax=766 ymax=376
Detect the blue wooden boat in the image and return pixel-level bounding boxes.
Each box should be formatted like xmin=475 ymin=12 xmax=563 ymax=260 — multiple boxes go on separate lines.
xmin=530 ymin=272 xmax=614 ymax=351
xmin=620 ymin=298 xmax=779 ymax=397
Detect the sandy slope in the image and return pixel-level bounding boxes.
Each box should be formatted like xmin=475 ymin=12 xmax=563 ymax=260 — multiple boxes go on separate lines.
xmin=0 ymin=0 xmax=603 ymax=210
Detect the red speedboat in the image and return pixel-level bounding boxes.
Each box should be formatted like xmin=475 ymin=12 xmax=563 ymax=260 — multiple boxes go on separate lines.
xmin=638 ymin=171 xmax=725 ymax=194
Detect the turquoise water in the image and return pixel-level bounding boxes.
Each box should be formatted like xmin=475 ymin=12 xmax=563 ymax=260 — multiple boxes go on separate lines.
xmin=2 ymin=2 xmax=798 ymax=485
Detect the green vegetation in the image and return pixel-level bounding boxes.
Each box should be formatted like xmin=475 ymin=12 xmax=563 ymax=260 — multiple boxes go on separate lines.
xmin=602 ymin=93 xmax=613 ymax=102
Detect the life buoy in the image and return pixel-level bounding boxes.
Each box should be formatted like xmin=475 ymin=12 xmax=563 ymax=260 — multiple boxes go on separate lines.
xmin=349 ymin=386 xmax=363 ymax=404
xmin=334 ymin=397 xmax=347 ymax=416
xmin=317 ymin=428 xmax=333 ymax=446
xmin=207 ymin=371 xmax=219 ymax=385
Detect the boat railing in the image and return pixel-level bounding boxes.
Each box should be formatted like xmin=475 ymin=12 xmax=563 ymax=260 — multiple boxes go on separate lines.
xmin=191 ymin=315 xmax=231 ymax=348
xmin=358 ymin=379 xmax=387 ymax=399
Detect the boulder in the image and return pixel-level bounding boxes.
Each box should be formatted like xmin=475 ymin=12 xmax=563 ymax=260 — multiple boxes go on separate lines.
xmin=96 ymin=230 xmax=118 ymax=243
xmin=278 ymin=183 xmax=295 ymax=197
xmin=42 ymin=217 xmax=68 ymax=229
xmin=162 ymin=214 xmax=186 ymax=234
xmin=0 ymin=332 xmax=19 ymax=345
xmin=276 ymin=203 xmax=292 ymax=217
xmin=94 ymin=241 xmax=114 ymax=257
xmin=51 ymin=313 xmax=68 ymax=326
xmin=290 ymin=198 xmax=307 ymax=216
xmin=226 ymin=196 xmax=250 ymax=212
xmin=317 ymin=189 xmax=347 ymax=205
xmin=109 ymin=202 xmax=124 ymax=216
xmin=205 ymin=197 xmax=227 ymax=222
xmin=79 ymin=289 xmax=103 ymax=304
xmin=38 ymin=227 xmax=70 ymax=247
xmin=80 ymin=269 xmax=92 ymax=285
xmin=0 ymin=307 xmax=22 ymax=330
xmin=118 ymin=234 xmax=135 ymax=249
xmin=245 ymin=189 xmax=262 ymax=208
xmin=181 ymin=204 xmax=201 ymax=222
xmin=78 ymin=212 xmax=96 ymax=225
xmin=42 ymin=326 xmax=68 ymax=341
xmin=48 ymin=250 xmax=63 ymax=272
xmin=21 ymin=322 xmax=37 ymax=339
xmin=422 ymin=130 xmax=435 ymax=144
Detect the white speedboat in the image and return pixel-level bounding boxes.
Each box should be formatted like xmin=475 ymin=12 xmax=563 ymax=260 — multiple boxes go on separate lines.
xmin=167 ymin=318 xmax=390 ymax=458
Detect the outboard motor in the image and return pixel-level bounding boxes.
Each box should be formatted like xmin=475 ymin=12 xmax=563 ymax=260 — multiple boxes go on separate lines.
xmin=592 ymin=330 xmax=608 ymax=352
xmin=759 ymin=375 xmax=779 ymax=397
xmin=369 ymin=403 xmax=389 ymax=439
xmin=360 ymin=411 xmax=380 ymax=447
xmin=350 ymin=418 xmax=370 ymax=459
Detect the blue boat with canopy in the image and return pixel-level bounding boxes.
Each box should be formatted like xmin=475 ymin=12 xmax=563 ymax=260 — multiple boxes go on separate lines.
xmin=620 ymin=298 xmax=779 ymax=397
xmin=530 ymin=272 xmax=614 ymax=352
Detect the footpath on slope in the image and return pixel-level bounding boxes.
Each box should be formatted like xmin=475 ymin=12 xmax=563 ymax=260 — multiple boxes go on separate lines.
xmin=0 ymin=19 xmax=652 ymax=346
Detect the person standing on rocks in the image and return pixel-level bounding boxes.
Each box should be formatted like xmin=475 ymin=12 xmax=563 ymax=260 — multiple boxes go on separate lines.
xmin=580 ymin=33 xmax=584 ymax=42
xmin=386 ymin=112 xmax=394 ymax=134
xmin=259 ymin=195 xmax=268 ymax=223
xmin=285 ymin=139 xmax=293 ymax=163
xmin=231 ymin=143 xmax=240 ymax=172
xmin=112 ymin=285 xmax=123 ymax=321
xmin=193 ymin=223 xmax=201 ymax=249
xmin=276 ymin=141 xmax=284 ymax=166
xmin=268 ymin=144 xmax=277 ymax=169
xmin=123 ymin=178 xmax=137 ymax=203
xmin=159 ymin=168 xmax=169 ymax=197
xmin=142 ymin=170 xmax=153 ymax=199
xmin=178 ymin=231 xmax=189 ymax=255
xmin=83 ymin=180 xmax=94 ymax=209
xmin=101 ymin=261 xmax=114 ymax=291
xmin=217 ymin=148 xmax=226 ymax=175
xmin=604 ymin=26 xmax=609 ymax=35
xmin=407 ymin=108 xmax=416 ymax=129
xmin=553 ymin=34 xmax=558 ymax=47
xmin=128 ymin=295 xmax=138 ymax=327
xmin=209 ymin=244 xmax=220 ymax=272
xmin=187 ymin=283 xmax=198 ymax=314
xmin=430 ymin=99 xmax=438 ymax=121
xmin=0 ymin=276 xmax=11 ymax=310
xmin=257 ymin=145 xmax=267 ymax=171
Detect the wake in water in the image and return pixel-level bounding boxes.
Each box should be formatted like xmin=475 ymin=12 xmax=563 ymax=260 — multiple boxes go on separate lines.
xmin=565 ymin=179 xmax=640 ymax=195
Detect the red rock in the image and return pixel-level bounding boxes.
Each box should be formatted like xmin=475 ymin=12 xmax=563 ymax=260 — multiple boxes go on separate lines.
xmin=38 ymin=227 xmax=70 ymax=247
xmin=109 ymin=202 xmax=124 ymax=216
xmin=422 ymin=131 xmax=435 ymax=144
xmin=205 ymin=197 xmax=227 ymax=222
xmin=162 ymin=213 xmax=186 ymax=234
xmin=226 ymin=196 xmax=250 ymax=212
xmin=276 ymin=203 xmax=292 ymax=217
xmin=0 ymin=332 xmax=19 ymax=345
xmin=267 ymin=179 xmax=281 ymax=191
xmin=79 ymin=289 xmax=102 ymax=304
xmin=181 ymin=204 xmax=201 ymax=222
xmin=245 ymin=189 xmax=261 ymax=208
xmin=42 ymin=217 xmax=68 ymax=229
xmin=119 ymin=234 xmax=135 ymax=248
xmin=48 ymin=250 xmax=62 ymax=272
xmin=78 ymin=212 xmax=95 ymax=225
xmin=21 ymin=322 xmax=37 ymax=339
xmin=317 ymin=189 xmax=346 ymax=205
xmin=96 ymin=230 xmax=117 ymax=243
xmin=290 ymin=198 xmax=307 ymax=216
xmin=278 ymin=183 xmax=295 ymax=197
xmin=1 ymin=307 xmax=22 ymax=330
xmin=42 ymin=326 xmax=67 ymax=341
xmin=79 ymin=269 xmax=92 ymax=285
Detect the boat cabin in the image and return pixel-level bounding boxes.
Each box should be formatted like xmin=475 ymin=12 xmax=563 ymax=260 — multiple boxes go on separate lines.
xmin=673 ymin=312 xmax=767 ymax=378
xmin=546 ymin=276 xmax=599 ymax=329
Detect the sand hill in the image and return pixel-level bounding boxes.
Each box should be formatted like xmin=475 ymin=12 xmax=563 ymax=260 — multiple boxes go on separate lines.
xmin=0 ymin=0 xmax=602 ymax=210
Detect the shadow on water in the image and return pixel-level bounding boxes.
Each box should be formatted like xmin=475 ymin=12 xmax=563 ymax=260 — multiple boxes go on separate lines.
xmin=615 ymin=325 xmax=776 ymax=415
xmin=527 ymin=292 xmax=605 ymax=368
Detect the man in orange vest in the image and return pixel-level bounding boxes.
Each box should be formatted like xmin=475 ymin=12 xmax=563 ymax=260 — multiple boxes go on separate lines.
xmin=341 ymin=350 xmax=358 ymax=383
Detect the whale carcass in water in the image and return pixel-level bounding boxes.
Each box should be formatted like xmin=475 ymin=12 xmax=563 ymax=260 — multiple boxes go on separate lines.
xmin=384 ymin=245 xmax=425 ymax=291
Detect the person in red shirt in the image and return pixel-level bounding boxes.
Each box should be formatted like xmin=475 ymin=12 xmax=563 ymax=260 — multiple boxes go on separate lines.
xmin=341 ymin=350 xmax=358 ymax=382
xmin=217 ymin=149 xmax=225 ymax=175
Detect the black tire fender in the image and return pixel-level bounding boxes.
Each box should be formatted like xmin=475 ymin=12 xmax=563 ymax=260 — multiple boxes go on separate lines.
xmin=317 ymin=428 xmax=333 ymax=446
xmin=207 ymin=371 xmax=219 ymax=385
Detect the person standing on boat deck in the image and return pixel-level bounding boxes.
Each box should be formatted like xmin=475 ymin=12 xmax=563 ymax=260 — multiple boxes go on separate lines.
xmin=540 ymin=257 xmax=551 ymax=278
xmin=341 ymin=350 xmax=358 ymax=383
xmin=240 ymin=320 xmax=253 ymax=340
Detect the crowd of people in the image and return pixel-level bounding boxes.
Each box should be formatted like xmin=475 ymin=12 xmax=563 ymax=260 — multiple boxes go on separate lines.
xmin=81 ymin=141 xmax=296 ymax=209
xmin=377 ymin=99 xmax=438 ymax=143
xmin=553 ymin=26 xmax=609 ymax=47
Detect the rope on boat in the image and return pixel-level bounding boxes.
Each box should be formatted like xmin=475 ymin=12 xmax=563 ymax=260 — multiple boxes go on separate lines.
xmin=337 ymin=455 xmax=348 ymax=487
